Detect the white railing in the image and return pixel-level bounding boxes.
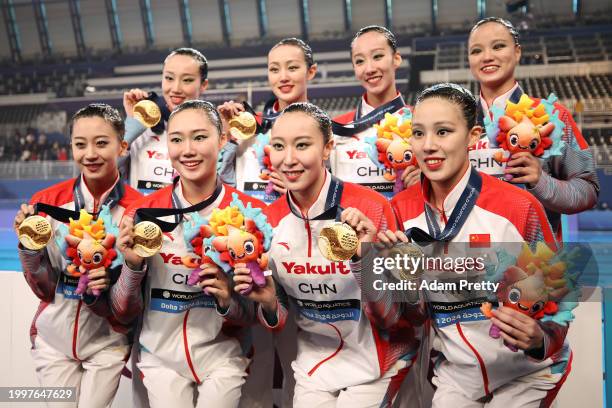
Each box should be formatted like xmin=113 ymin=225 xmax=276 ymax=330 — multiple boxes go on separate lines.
xmin=0 ymin=161 xmax=78 ymax=180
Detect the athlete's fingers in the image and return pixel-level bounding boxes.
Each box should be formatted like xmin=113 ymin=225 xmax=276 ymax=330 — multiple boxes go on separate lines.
xmin=88 ymin=280 xmax=110 ymax=290
xmin=340 ymin=207 xmax=363 ymax=227
xmin=490 ymin=316 xmax=528 ymax=342
xmin=403 ymin=173 xmax=420 ymax=188
xmin=121 ymin=216 xmax=134 ymax=231
xmin=395 ymin=230 xmax=409 ymax=243
xmin=377 ymin=231 xmax=393 ymax=246
xmin=503 ymin=165 xmax=528 ymax=175
xmin=87 ymin=267 xmax=108 ymax=280
xmin=494 ymin=306 xmax=528 ymax=325
xmin=233 ymin=274 xmax=253 ymax=285
xmin=233 ymin=283 xmax=251 ymax=294
xmin=205 ymin=287 xmax=224 ymax=298
xmin=218 ymin=102 xmax=238 ymax=119
xmin=230 ymin=102 xmax=244 ymax=116
xmin=271 ymin=183 xmax=287 ymax=195
xmin=15 ymin=203 xmax=35 ymax=226
xmin=20 ymin=203 xmax=35 ymax=216
xmin=269 ymin=177 xmax=285 ymax=188
xmin=355 ymin=220 xmax=369 ymax=234
xmin=401 ymin=165 xmax=421 ymax=188
xmin=490 ymin=307 xmax=542 ymax=348
xmin=269 ymin=171 xmax=284 ymax=181
xmin=118 ymin=233 xmax=134 ymax=250
xmin=197 ymin=270 xmax=217 ymax=280
xmin=269 ymin=172 xmax=287 ymax=189
xmin=198 ymin=278 xmax=218 ymax=288
xmin=134 ymin=89 xmax=148 ymax=100
xmin=339 ymin=208 xmax=348 ymax=223
xmin=119 ymin=224 xmax=132 ymax=239
xmin=233 ymin=263 xmax=249 ymax=276
xmin=269 ymin=173 xmax=287 ymax=194
xmin=14 ymin=204 xmax=31 ymax=230
xmin=381 ymin=230 xmax=401 ymax=246
xmin=499 ymin=331 xmax=522 ymax=349
xmin=200 ymin=263 xmax=221 ymax=275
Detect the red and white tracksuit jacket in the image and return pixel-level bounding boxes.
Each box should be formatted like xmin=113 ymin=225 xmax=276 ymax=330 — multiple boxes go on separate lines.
xmin=19 ymin=175 xmax=142 ymax=360
xmin=332 ymin=94 xmax=411 ymax=199
xmin=235 ymin=107 xmax=281 ymax=204
xmin=259 ymin=171 xmax=418 ymax=394
xmin=391 ymin=167 xmax=572 ymax=401
xmin=126 ymin=120 xmax=175 ymax=194
xmin=111 ymin=181 xmax=264 ymax=383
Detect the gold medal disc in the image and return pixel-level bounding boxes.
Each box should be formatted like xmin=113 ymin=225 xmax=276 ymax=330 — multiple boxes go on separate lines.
xmin=229 ymin=111 xmax=257 ymax=140
xmin=133 ymin=221 xmax=163 ymax=257
xmin=387 ymin=242 xmax=424 ymax=281
xmin=18 ymin=215 xmax=52 ymax=250
xmin=133 ymin=100 xmax=162 ymax=128
xmin=317 ymin=222 xmax=359 ymax=262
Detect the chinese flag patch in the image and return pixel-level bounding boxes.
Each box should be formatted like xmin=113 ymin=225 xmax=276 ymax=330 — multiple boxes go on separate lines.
xmin=469 ymin=234 xmax=490 ymax=248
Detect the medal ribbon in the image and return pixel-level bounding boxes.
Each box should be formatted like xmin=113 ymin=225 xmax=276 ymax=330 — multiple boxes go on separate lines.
xmin=34 ymin=175 xmax=124 ymax=222
xmin=332 ymin=94 xmax=405 ymax=137
xmin=135 ymin=177 xmax=223 ymax=232
xmin=147 ymin=91 xmax=172 ymax=135
xmin=242 ymin=99 xmax=281 ymax=135
xmin=405 ymin=168 xmax=482 ymax=244
xmin=286 ymin=175 xmax=345 ymax=222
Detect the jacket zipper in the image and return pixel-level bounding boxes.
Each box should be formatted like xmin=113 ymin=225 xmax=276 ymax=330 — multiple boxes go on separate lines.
xmin=305 ymin=220 xmax=312 ymax=257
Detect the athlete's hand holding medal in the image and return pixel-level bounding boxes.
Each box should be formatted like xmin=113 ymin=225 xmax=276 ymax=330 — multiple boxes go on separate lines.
xmin=117 ymin=216 xmax=163 ymax=270
xmin=218 ymin=101 xmax=288 ymax=195
xmin=377 ymin=230 xmax=425 ymax=282
xmin=14 ymin=204 xmax=52 ymax=250
xmin=123 ymin=88 xmax=165 ymax=130
xmin=218 ymin=101 xmax=256 ymax=140
xmin=15 ymin=203 xmax=120 ymax=296
xmin=318 ymin=207 xmax=375 ymax=261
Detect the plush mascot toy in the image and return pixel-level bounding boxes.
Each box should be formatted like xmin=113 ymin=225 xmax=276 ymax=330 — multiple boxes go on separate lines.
xmin=484 ymin=94 xmax=565 ymax=181
xmin=64 ymin=209 xmax=117 ymax=296
xmin=365 ymin=109 xmax=415 ymax=193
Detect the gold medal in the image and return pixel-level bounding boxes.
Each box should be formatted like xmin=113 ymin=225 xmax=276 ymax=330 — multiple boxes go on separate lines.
xmin=18 ymin=215 xmax=52 ymax=250
xmin=133 ymin=100 xmax=162 ymax=128
xmin=132 ymin=221 xmax=163 ymax=257
xmin=229 ymin=111 xmax=257 ymax=140
xmin=387 ymin=242 xmax=424 ymax=281
xmin=317 ymin=222 xmax=359 ymax=262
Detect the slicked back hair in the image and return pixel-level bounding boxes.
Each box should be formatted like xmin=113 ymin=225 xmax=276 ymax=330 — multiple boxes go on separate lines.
xmin=70 ymin=103 xmax=125 ymax=140
xmin=275 ymin=102 xmax=332 ymax=144
xmin=416 ymin=83 xmax=478 ymax=129
xmin=351 ymin=25 xmax=398 ymax=54
xmin=470 ymin=17 xmax=520 ymax=46
xmin=169 ymin=100 xmax=222 ymax=137
xmin=165 ymin=47 xmax=209 ymax=81
xmin=270 ymin=37 xmax=316 ymax=69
